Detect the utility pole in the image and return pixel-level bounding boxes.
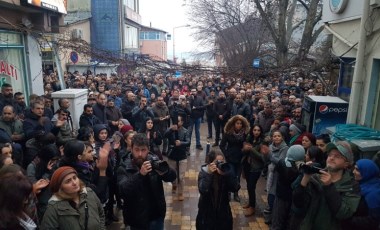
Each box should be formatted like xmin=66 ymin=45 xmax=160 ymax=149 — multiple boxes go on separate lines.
xmin=347 ymin=0 xmax=370 ymax=123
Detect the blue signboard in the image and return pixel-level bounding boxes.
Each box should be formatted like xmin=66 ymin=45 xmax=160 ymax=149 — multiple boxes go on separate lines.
xmin=253 ymin=59 xmax=260 ymax=68
xmin=175 ymin=71 xmax=182 ymax=78
xmin=70 ymin=51 xmax=79 ymax=64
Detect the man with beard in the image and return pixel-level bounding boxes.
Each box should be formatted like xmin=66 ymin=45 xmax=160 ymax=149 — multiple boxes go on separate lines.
xmin=79 ymin=104 xmax=102 ymax=128
xmin=93 ymin=93 xmax=108 ymax=125
xmin=0 ymin=105 xmax=24 ymax=165
xmin=254 ymin=102 xmax=274 ymax=135
xmin=291 ymin=141 xmax=360 ymax=230
xmin=132 ymin=96 xmax=154 ymax=131
xmin=106 ymin=97 xmax=122 ymax=135
xmin=0 ymin=83 xmax=15 ymax=112
xmin=152 ymin=96 xmax=170 ymax=155
xmin=213 ymin=91 xmax=230 ymax=146
xmin=205 ymin=89 xmax=217 ymax=139
xmin=231 ymin=93 xmax=251 ymax=121
xmin=121 ymin=92 xmax=136 ymax=127
xmin=188 ymin=86 xmax=206 ymax=150
xmin=117 ymin=133 xmax=176 ymax=230
xmin=14 ymin=92 xmax=26 ymax=120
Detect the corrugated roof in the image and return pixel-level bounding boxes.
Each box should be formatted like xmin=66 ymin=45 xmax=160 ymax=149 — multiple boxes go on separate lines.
xmin=64 ymin=11 xmax=92 ymax=25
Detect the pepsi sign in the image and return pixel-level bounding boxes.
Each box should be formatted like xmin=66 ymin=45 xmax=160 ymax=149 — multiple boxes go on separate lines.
xmin=319 ymin=105 xmax=348 ymax=114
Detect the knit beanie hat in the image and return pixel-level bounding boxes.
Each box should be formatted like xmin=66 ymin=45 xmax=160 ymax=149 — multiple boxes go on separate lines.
xmin=50 ymin=166 xmax=77 ymax=193
xmin=285 ymin=145 xmax=305 ymax=167
xmin=120 ymin=125 xmax=134 ymax=135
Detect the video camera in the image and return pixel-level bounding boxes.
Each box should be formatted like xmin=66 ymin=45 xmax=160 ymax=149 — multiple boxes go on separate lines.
xmin=299 ymin=163 xmax=323 ymax=174
xmin=147 ymin=155 xmax=169 ymax=173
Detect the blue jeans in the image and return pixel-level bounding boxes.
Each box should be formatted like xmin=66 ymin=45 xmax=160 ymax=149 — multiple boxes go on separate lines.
xmin=188 ymin=117 xmax=201 ymax=146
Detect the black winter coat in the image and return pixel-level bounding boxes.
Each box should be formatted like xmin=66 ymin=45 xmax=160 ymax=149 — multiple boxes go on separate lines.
xmin=196 ymin=165 xmax=240 ymax=230
xmin=117 ymin=153 xmax=176 ymax=229
xmin=79 ymin=114 xmax=102 ymax=128
xmin=219 ymin=132 xmax=247 ymax=164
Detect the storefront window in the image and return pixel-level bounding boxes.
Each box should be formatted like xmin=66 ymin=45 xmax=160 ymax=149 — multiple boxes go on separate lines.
xmin=0 ymin=31 xmax=27 ymax=95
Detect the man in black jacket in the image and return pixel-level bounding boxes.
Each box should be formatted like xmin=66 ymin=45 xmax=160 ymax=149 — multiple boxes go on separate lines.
xmin=213 ymin=91 xmax=230 ymax=146
xmin=188 ymin=86 xmax=206 ymax=150
xmin=117 ymin=133 xmax=176 ymax=230
xmin=79 ymin=104 xmax=101 ymax=128
xmin=92 ymin=93 xmax=108 ymax=124
xmin=165 ymin=115 xmax=190 ymax=201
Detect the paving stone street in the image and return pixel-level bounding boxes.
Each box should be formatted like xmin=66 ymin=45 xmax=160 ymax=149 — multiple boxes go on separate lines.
xmin=109 ymin=123 xmax=269 ymax=230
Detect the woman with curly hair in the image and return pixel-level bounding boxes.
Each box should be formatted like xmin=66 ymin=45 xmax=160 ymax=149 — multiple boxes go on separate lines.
xmin=219 ymin=115 xmax=250 ymax=202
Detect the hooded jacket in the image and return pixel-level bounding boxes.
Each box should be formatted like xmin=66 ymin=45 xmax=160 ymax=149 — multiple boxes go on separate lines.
xmin=40 ymin=187 xmax=105 ymax=230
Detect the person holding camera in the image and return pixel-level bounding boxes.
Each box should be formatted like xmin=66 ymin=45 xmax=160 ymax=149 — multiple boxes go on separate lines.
xmin=196 ymin=149 xmax=240 ymax=230
xmin=164 ymin=115 xmax=190 ymax=201
xmin=291 ymin=141 xmax=361 ymax=230
xmin=131 ymin=96 xmax=154 ymax=132
xmin=117 ymin=133 xmax=176 ymax=230
xmin=271 ymin=145 xmax=305 ymax=230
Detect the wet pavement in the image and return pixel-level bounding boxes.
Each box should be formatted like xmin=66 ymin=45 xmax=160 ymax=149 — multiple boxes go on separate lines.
xmin=109 ymin=123 xmax=269 ymax=230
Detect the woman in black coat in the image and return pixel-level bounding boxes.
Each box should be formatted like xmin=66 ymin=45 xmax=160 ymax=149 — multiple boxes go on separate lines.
xmin=219 ymin=115 xmax=250 ymax=202
xmin=196 ymin=149 xmax=240 ymax=230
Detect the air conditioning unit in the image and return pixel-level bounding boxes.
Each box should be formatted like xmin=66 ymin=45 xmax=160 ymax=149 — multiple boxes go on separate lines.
xmin=71 ymin=29 xmax=83 ymax=40
xmin=370 ymin=0 xmax=380 ymax=8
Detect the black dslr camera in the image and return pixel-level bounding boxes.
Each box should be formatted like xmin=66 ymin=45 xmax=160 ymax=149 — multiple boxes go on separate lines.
xmin=148 ymin=155 xmax=169 ymax=173
xmin=215 ymin=160 xmax=230 ymax=172
xmin=299 ymin=163 xmax=323 ymax=174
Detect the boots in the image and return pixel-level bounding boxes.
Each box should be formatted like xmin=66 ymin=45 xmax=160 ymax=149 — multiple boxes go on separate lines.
xmin=212 ymin=141 xmax=219 ymax=147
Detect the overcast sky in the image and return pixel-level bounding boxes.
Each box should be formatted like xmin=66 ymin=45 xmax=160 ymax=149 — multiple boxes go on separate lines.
xmin=139 ymin=0 xmax=198 ymax=61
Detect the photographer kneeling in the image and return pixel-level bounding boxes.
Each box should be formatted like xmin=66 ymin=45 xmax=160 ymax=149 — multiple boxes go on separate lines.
xmin=196 ymin=149 xmax=240 ymax=230
xmin=291 ymin=141 xmax=361 ymax=230
xmin=117 ymin=133 xmax=176 ymax=230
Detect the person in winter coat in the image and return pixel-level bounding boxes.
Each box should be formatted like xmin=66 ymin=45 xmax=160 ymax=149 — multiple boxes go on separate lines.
xmin=196 ymin=149 xmax=240 ymax=230
xmin=151 ymin=97 xmax=170 ymax=154
xmin=341 ymin=159 xmax=380 ymax=230
xmin=265 ymin=130 xmax=289 ymax=216
xmin=139 ymin=117 xmax=163 ymax=159
xmin=165 ymin=115 xmax=190 ymax=201
xmin=58 ymin=140 xmax=109 ymax=204
xmin=292 ymin=141 xmax=360 ymax=230
xmin=79 ymin=104 xmax=102 ymax=129
xmin=0 ymin=171 xmax=37 ymax=230
xmin=131 ymin=96 xmax=154 ymax=132
xmin=51 ymin=108 xmax=75 ymax=145
xmin=40 ymin=166 xmax=106 ymax=230
xmin=271 ymin=145 xmax=305 ymax=230
xmin=241 ymin=125 xmax=268 ymax=216
xmin=93 ymin=124 xmax=119 ymax=225
xmin=105 ymin=97 xmax=123 ymax=135
xmin=219 ymin=115 xmax=250 ymax=202
xmin=23 ymin=101 xmax=62 ymax=141
xmin=92 ymin=93 xmax=108 ymax=125
xmin=212 ymin=91 xmax=231 ymax=146
xmin=117 ymin=133 xmax=176 ymax=230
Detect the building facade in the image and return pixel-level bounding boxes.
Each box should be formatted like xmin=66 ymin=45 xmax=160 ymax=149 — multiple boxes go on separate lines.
xmin=323 ymin=0 xmax=380 ymax=129
xmin=140 ymin=25 xmax=168 ymax=61
xmin=0 ymin=0 xmax=66 ymax=96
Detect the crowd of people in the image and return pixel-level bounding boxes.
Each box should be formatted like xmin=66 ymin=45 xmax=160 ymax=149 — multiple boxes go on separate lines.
xmin=0 ymin=70 xmax=379 ymax=230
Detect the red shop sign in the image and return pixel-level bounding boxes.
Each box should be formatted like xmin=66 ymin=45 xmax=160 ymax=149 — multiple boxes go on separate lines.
xmin=0 ymin=60 xmax=18 ymax=80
